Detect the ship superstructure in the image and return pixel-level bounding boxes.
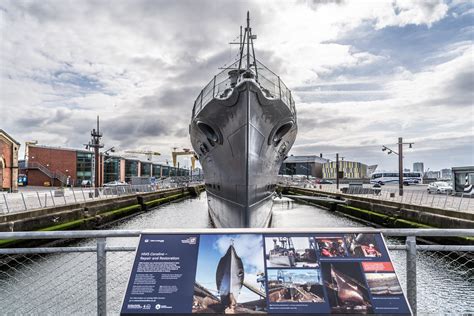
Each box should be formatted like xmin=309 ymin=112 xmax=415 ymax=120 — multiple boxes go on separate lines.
xmin=189 ymin=12 xmax=297 ymax=227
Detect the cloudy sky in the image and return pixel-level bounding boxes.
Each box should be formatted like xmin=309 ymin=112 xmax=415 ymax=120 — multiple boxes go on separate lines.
xmin=1 ymin=0 xmax=472 ymax=171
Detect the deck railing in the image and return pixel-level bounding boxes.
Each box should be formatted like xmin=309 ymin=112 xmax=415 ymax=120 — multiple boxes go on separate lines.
xmin=192 ymin=56 xmax=296 ymax=118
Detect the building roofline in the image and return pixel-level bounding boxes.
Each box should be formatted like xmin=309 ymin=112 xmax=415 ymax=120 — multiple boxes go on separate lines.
xmin=0 ymin=129 xmax=20 ymax=146
xmin=29 ymin=144 xmax=90 ymax=153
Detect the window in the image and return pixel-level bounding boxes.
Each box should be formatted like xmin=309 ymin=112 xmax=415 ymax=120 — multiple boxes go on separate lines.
xmin=152 ymin=165 xmax=161 ymax=177
xmin=76 ymin=152 xmax=93 ymax=185
xmin=141 ymin=163 xmax=151 ymax=177
xmin=104 ymin=157 xmax=120 ymax=183
xmin=125 ymin=160 xmax=139 ymax=183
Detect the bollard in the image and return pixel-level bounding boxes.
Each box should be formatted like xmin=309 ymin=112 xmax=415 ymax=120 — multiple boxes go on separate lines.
xmin=96 ymin=237 xmax=107 ymax=316
xmin=406 ymin=236 xmax=417 ymax=315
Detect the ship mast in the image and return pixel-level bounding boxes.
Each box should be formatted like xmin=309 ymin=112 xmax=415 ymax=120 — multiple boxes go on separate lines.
xmin=237 ymin=11 xmax=258 ymax=80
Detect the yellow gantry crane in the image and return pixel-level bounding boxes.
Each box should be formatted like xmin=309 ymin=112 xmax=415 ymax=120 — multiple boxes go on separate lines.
xmin=172 ymin=147 xmax=198 ymax=170
xmin=124 ymin=150 xmax=161 ymax=161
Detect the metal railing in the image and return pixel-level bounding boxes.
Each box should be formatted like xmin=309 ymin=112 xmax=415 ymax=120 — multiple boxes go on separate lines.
xmin=279 ymin=178 xmax=474 ymax=213
xmin=0 ymin=178 xmax=204 ymax=215
xmin=0 ymin=229 xmax=472 ymax=315
xmin=28 ymin=161 xmax=68 ymax=184
xmin=192 ymin=56 xmax=296 ymax=118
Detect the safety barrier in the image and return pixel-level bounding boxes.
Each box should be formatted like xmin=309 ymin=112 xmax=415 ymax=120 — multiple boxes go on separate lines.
xmin=0 ymin=229 xmax=472 ymax=315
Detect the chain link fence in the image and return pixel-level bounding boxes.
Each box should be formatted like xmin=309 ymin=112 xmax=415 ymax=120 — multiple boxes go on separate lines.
xmin=0 ymin=230 xmax=473 ymax=315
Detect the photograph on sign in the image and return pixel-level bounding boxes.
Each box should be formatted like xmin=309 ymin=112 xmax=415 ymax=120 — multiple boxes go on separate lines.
xmin=344 ymin=233 xmax=383 ymax=258
xmin=193 ymin=234 xmax=266 ymax=314
xmin=321 ymin=262 xmax=373 ymax=313
xmin=267 ymin=268 xmax=325 ymax=303
xmin=265 ymin=236 xmax=318 ymax=268
xmin=365 ymin=273 xmax=403 ymax=296
xmin=315 ymin=236 xmax=348 ymax=258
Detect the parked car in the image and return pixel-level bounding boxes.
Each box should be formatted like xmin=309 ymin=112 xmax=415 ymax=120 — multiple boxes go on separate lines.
xmin=319 ymin=179 xmax=333 ymax=184
xmin=103 ymin=181 xmax=129 ymax=187
xmin=103 ymin=181 xmax=131 ymax=195
xmin=427 ymin=182 xmax=453 ymax=194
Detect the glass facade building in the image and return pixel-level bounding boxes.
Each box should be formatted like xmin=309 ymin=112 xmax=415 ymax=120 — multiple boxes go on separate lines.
xmin=161 ymin=166 xmax=169 ymax=177
xmin=76 ymin=151 xmax=93 ymax=185
xmin=140 ymin=162 xmax=151 ymax=177
xmin=104 ymin=157 xmax=121 ymax=183
xmin=152 ymin=164 xmax=161 ymax=178
xmin=125 ymin=160 xmax=139 ymax=183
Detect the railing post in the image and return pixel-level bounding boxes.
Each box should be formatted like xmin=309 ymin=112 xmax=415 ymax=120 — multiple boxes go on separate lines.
xmin=458 ymin=193 xmax=464 ymax=211
xmin=406 ymin=236 xmax=417 ymax=315
xmin=21 ymin=193 xmax=28 ymax=211
xmin=36 ymin=191 xmax=42 ymax=208
xmin=50 ymin=190 xmax=56 ymax=206
xmin=97 ymin=237 xmax=107 ymax=316
xmin=2 ymin=194 xmax=9 ymax=213
xmin=72 ymin=188 xmax=77 ymax=203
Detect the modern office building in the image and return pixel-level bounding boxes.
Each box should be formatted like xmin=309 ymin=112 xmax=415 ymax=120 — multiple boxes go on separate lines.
xmin=279 ymin=155 xmax=328 ymax=178
xmin=413 ymin=162 xmax=424 ymax=173
xmin=322 ymin=160 xmax=369 ymax=179
xmin=0 ymin=130 xmax=20 ymax=192
xmin=440 ymin=168 xmax=452 ymax=180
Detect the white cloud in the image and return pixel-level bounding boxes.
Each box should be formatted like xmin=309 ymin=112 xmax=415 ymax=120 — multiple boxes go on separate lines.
xmin=0 ymin=0 xmax=471 ymax=169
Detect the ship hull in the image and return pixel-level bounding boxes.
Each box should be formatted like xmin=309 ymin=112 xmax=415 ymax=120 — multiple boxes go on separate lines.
xmin=216 ymin=245 xmax=244 ymax=307
xmin=190 ymin=80 xmax=297 ymax=228
xmin=269 ymin=255 xmax=295 ymax=267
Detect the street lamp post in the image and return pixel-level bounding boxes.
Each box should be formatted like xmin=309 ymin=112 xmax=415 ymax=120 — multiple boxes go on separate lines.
xmin=382 ymin=137 xmax=414 ymax=196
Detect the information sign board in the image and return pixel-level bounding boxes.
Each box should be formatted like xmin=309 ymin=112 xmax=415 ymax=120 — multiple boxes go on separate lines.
xmin=121 ymin=229 xmax=411 ymax=315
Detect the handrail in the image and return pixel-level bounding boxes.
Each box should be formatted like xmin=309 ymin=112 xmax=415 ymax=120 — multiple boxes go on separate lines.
xmin=192 ymin=56 xmax=295 ymax=119
xmin=28 ymin=161 xmax=68 ymax=183
xmin=0 ymin=228 xmax=472 ymax=240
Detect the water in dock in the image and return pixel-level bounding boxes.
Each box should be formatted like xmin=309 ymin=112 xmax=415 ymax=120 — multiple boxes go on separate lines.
xmin=0 ymin=193 xmax=472 ymax=314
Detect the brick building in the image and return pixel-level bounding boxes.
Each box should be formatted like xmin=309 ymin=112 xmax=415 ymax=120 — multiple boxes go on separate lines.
xmin=0 ymin=130 xmax=20 ymax=192
xmin=25 ymin=144 xmax=189 ymax=187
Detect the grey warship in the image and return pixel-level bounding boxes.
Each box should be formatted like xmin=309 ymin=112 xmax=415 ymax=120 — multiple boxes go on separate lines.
xmin=190 ymin=12 xmax=297 ymax=227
